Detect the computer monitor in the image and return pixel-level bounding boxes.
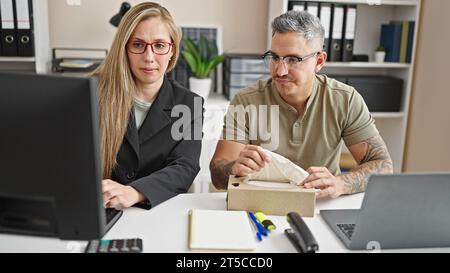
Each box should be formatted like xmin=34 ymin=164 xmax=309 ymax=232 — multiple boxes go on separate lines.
xmin=0 ymin=72 xmax=121 ymax=240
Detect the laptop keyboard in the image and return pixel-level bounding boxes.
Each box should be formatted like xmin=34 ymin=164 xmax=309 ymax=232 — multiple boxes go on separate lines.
xmin=337 ymin=223 xmax=355 ymax=240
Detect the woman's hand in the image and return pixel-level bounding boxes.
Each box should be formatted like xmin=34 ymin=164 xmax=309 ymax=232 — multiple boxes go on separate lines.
xmin=102 ymin=179 xmax=146 ymax=210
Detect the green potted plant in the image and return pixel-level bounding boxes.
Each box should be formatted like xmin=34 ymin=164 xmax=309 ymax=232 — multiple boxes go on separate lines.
xmin=182 ymin=35 xmax=225 ymax=99
xmin=374 ymin=46 xmax=386 ymax=63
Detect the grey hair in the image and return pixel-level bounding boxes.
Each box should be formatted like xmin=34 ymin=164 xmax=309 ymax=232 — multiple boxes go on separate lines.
xmin=272 ymin=10 xmax=325 ymax=46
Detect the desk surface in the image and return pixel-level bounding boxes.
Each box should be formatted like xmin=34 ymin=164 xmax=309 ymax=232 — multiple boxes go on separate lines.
xmin=1 ymin=193 xmax=449 ymax=253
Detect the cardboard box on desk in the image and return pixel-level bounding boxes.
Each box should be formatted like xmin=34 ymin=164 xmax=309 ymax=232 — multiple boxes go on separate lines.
xmin=227 ymin=176 xmax=316 ymax=217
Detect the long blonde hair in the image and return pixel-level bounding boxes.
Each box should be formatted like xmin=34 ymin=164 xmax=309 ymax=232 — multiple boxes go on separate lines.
xmin=93 ymin=2 xmax=181 ymax=178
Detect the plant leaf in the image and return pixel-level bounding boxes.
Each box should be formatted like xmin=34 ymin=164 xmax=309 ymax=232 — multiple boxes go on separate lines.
xmin=182 ymin=37 xmax=202 ymax=68
xmin=181 ymin=35 xmax=225 ymax=78
xmin=182 ymin=37 xmax=199 ymax=57
xmin=182 ymin=51 xmax=198 ymax=74
xmin=198 ymin=62 xmax=208 ymax=78
xmin=205 ymin=55 xmax=225 ymax=73
xmin=208 ymin=38 xmax=218 ymax=57
xmin=198 ymin=35 xmax=209 ymax=62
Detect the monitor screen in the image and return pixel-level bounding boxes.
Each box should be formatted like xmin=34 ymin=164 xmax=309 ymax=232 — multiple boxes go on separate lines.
xmin=0 ymin=72 xmax=121 ymax=240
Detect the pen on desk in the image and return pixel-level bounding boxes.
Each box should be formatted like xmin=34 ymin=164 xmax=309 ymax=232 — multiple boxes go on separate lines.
xmin=248 ymin=212 xmax=262 ymax=242
xmin=248 ymin=211 xmax=268 ymax=237
xmin=255 ymin=212 xmax=276 ymax=231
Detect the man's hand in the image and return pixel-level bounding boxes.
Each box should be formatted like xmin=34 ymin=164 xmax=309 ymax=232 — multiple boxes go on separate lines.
xmin=102 ymin=179 xmax=146 ymax=210
xmin=299 ymin=167 xmax=347 ymax=199
xmin=231 ymin=145 xmax=271 ymax=177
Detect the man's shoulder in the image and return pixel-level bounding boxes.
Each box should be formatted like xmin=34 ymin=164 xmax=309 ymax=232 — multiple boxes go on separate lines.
xmin=232 ymin=79 xmax=272 ymax=105
xmin=316 ymin=74 xmax=355 ymax=95
xmin=316 ymin=74 xmax=359 ymax=104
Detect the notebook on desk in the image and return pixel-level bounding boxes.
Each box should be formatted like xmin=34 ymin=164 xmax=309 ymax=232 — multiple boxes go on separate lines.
xmin=188 ymin=209 xmax=256 ymax=251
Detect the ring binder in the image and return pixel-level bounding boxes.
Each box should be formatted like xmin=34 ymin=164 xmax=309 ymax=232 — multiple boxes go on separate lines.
xmin=318 ymin=2 xmax=332 ymax=53
xmin=0 ymin=0 xmax=18 ymax=56
xmin=288 ymin=1 xmax=306 ymax=12
xmin=342 ymin=5 xmax=357 ymax=62
xmin=329 ymin=4 xmax=345 ymax=62
xmin=0 ymin=2 xmax=2 ymax=54
xmin=15 ymin=0 xmax=34 ymax=57
xmin=306 ymin=2 xmax=319 ymax=17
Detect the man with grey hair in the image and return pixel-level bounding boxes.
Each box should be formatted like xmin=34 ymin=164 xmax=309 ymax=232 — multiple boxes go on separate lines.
xmin=210 ymin=11 xmax=393 ymax=198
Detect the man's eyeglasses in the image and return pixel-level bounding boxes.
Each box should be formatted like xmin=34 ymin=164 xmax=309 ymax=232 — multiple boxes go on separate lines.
xmin=127 ymin=40 xmax=173 ymax=55
xmin=262 ymin=51 xmax=320 ymax=68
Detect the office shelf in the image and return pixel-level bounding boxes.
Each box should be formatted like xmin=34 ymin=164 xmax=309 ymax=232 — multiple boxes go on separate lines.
xmin=0 ymin=57 xmax=36 ymax=62
xmin=325 ymin=62 xmax=411 ymax=68
xmin=222 ymin=53 xmax=269 ymax=100
xmin=0 ymin=0 xmax=50 ymax=73
xmin=307 ymin=0 xmax=419 ymax=6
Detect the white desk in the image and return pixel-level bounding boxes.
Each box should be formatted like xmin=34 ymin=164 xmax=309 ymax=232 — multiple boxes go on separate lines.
xmin=1 ymin=193 xmax=449 ymax=253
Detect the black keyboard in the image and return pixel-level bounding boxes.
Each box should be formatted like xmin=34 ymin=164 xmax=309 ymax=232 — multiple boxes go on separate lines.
xmin=337 ymin=223 xmax=355 ymax=240
xmin=85 ymin=238 xmax=143 ymax=253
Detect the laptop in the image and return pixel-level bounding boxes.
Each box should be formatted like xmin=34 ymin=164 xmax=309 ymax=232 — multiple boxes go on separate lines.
xmin=321 ymin=173 xmax=450 ymax=250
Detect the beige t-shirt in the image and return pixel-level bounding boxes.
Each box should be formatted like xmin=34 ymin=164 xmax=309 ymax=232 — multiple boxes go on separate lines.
xmin=222 ymin=74 xmax=379 ymax=175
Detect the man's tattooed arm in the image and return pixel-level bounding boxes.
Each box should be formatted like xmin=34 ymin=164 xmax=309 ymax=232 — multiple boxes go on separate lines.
xmin=210 ymin=159 xmax=236 ymax=190
xmin=340 ymin=134 xmax=394 ymax=194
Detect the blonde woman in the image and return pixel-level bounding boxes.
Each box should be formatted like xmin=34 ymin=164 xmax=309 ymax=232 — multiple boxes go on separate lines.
xmin=93 ymin=2 xmax=202 ymax=210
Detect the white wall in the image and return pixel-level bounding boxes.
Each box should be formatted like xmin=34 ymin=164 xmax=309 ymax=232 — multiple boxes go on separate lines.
xmin=48 ymin=0 xmax=269 ymax=54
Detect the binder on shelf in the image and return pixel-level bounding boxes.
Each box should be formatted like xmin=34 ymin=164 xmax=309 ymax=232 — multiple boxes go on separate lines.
xmin=329 ymin=4 xmax=345 ymax=62
xmin=288 ymin=1 xmax=306 ymax=12
xmin=318 ymin=2 xmax=332 ymax=53
xmin=0 ymin=0 xmax=18 ymax=56
xmin=406 ymin=21 xmax=415 ymax=63
xmin=399 ymin=21 xmax=408 ymax=63
xmin=0 ymin=1 xmax=2 ymax=54
xmin=380 ymin=23 xmax=402 ymax=62
xmin=306 ymin=2 xmax=319 ymax=17
xmin=15 ymin=0 xmax=33 ymax=57
xmin=390 ymin=20 xmax=409 ymax=63
xmin=342 ymin=5 xmax=357 ymax=62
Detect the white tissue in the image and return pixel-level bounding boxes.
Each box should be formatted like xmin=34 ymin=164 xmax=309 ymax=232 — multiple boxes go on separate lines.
xmin=247 ymin=180 xmax=298 ymax=189
xmin=247 ymin=149 xmax=309 ymax=185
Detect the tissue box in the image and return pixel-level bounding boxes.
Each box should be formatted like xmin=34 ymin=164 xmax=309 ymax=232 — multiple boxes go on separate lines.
xmin=227 ymin=176 xmax=316 ymax=217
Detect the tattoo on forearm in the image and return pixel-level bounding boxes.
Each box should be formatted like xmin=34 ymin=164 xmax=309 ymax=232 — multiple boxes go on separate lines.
xmin=210 ymin=160 xmax=236 ymax=190
xmin=341 ymin=134 xmax=394 ymax=194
